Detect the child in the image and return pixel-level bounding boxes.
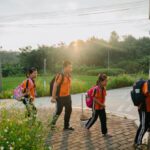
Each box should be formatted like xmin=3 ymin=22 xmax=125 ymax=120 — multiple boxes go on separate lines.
xmin=50 ymin=61 xmax=74 ymax=131
xmin=21 ymin=67 xmax=37 ymax=119
xmin=134 ymin=80 xmax=150 ymax=148
xmin=85 ymin=73 xmax=110 ymax=136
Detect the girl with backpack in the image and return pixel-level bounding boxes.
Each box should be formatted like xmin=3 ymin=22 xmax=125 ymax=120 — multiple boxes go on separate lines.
xmin=85 ymin=73 xmax=110 ymax=137
xmin=21 ymin=67 xmax=38 ymax=119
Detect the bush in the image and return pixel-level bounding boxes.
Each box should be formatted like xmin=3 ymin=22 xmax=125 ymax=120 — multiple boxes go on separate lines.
xmin=114 ymin=61 xmax=140 ymax=74
xmin=0 ymin=109 xmax=47 ymax=150
xmin=0 ymin=74 xmax=148 ymax=99
xmin=36 ymin=79 xmax=50 ymax=97
xmin=107 ymin=75 xmax=134 ymax=89
xmin=2 ymin=64 xmax=24 ymax=77
xmin=72 ymin=65 xmax=97 ymax=74
xmin=71 ymin=79 xmax=90 ymax=94
xmin=72 ymin=65 xmax=125 ymax=76
xmin=0 ymin=91 xmax=12 ymax=99
xmin=86 ymin=68 xmax=125 ymax=76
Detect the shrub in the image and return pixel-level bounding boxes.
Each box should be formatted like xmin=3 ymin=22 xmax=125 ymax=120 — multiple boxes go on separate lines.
xmin=72 ymin=65 xmax=97 ymax=74
xmin=36 ymin=79 xmax=50 ymax=97
xmin=86 ymin=68 xmax=125 ymax=76
xmin=2 ymin=64 xmax=24 ymax=77
xmin=0 ymin=74 xmax=148 ymax=99
xmin=71 ymin=79 xmax=90 ymax=94
xmin=0 ymin=91 xmax=12 ymax=99
xmin=0 ymin=109 xmax=47 ymax=150
xmin=107 ymin=75 xmax=134 ymax=89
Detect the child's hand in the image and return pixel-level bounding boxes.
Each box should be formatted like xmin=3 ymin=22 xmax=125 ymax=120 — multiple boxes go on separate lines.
xmin=22 ymin=89 xmax=30 ymax=96
xmin=51 ymin=98 xmax=57 ymax=103
xmin=25 ymin=89 xmax=30 ymax=95
xmin=102 ymin=104 xmax=106 ymax=108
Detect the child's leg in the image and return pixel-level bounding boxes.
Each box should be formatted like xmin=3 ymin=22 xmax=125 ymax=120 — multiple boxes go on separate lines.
xmin=22 ymin=97 xmax=30 ymax=117
xmin=148 ymin=112 xmax=150 ymax=130
xmin=98 ymin=109 xmax=107 ymax=135
xmin=25 ymin=103 xmax=32 ymax=117
xmin=64 ymin=96 xmax=72 ymax=129
xmin=29 ymin=101 xmax=37 ymax=119
xmin=50 ymin=99 xmax=63 ymax=127
xmin=134 ymin=110 xmax=148 ymax=145
xmin=85 ymin=110 xmax=98 ymax=129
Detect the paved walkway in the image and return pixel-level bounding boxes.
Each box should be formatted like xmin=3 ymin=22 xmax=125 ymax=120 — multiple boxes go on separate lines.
xmin=0 ymin=87 xmax=138 ymax=119
xmin=46 ymin=108 xmax=137 ymax=150
xmin=1 ymin=87 xmax=146 ymax=149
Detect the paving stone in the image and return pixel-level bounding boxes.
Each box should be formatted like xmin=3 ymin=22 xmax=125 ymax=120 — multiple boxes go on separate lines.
xmin=46 ymin=109 xmax=137 ymax=150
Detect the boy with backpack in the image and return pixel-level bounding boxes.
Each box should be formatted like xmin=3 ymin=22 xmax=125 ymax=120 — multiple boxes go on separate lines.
xmin=50 ymin=61 xmax=74 ymax=131
xmin=14 ymin=67 xmax=37 ymax=119
xmin=85 ymin=73 xmax=110 ymax=136
xmin=133 ymin=80 xmax=150 ymax=148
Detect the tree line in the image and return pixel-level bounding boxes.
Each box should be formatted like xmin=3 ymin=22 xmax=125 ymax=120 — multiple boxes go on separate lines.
xmin=1 ymin=31 xmax=150 ymax=77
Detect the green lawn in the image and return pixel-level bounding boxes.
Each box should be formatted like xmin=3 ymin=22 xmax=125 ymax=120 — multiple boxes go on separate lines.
xmin=0 ymin=74 xmax=148 ymax=99
xmin=2 ymin=76 xmax=25 ymax=91
xmin=1 ymin=75 xmax=97 ymax=98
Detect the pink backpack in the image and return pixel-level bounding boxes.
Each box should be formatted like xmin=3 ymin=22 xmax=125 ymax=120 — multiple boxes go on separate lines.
xmin=85 ymin=86 xmax=99 ymax=108
xmin=13 ymin=79 xmax=29 ymax=101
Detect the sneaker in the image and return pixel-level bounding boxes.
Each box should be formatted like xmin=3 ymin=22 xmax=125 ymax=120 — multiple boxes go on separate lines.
xmin=50 ymin=125 xmax=56 ymax=130
xmin=135 ymin=145 xmax=143 ymax=150
xmin=63 ymin=127 xmax=74 ymax=131
xmin=133 ymin=144 xmax=138 ymax=148
xmin=133 ymin=144 xmax=143 ymax=150
xmin=103 ymin=134 xmax=112 ymax=138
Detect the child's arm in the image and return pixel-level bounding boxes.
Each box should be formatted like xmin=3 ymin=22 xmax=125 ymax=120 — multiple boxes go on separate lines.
xmin=51 ymin=74 xmax=63 ymax=102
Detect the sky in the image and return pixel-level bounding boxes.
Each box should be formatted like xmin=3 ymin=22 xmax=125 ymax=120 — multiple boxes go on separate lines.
xmin=0 ymin=0 xmax=149 ymax=50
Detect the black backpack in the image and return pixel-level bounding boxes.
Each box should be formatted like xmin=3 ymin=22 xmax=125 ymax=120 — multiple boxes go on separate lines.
xmin=50 ymin=73 xmax=64 ymax=97
xmin=130 ymin=79 xmax=146 ymax=106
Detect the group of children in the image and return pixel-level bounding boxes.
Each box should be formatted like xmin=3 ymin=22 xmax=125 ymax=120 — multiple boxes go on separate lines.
xmin=19 ymin=61 xmax=150 ymax=149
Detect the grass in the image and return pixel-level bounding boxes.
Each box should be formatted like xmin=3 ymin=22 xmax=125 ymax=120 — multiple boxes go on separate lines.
xmin=0 ymin=74 xmax=148 ymax=99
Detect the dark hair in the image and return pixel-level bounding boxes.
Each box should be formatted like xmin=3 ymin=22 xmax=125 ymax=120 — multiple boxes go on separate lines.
xmin=28 ymin=67 xmax=37 ymax=75
xmin=96 ymin=73 xmax=107 ymax=85
xmin=63 ymin=61 xmax=71 ymax=68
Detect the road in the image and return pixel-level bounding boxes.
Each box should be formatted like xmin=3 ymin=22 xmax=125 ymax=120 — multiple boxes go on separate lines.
xmin=0 ymin=87 xmax=138 ymax=120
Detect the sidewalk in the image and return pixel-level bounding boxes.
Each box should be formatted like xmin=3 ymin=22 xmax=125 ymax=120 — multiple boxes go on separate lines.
xmin=46 ymin=108 xmax=136 ymax=150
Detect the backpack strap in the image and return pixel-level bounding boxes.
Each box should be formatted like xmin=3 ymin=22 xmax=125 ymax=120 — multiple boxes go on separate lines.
xmin=23 ymin=79 xmax=29 ymax=98
xmin=60 ymin=73 xmax=64 ymax=86
xmin=93 ymin=86 xmax=104 ymax=98
xmin=26 ymin=79 xmax=29 ymax=89
xmin=55 ymin=73 xmax=64 ymax=86
xmin=148 ymin=80 xmax=150 ymax=93
xmin=23 ymin=79 xmax=29 ymax=92
xmin=93 ymin=86 xmax=100 ymax=97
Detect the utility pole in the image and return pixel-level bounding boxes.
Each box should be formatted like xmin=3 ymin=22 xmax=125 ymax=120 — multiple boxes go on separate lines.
xmin=0 ymin=46 xmax=2 ymax=92
xmin=44 ymin=58 xmax=47 ymax=75
xmin=148 ymin=0 xmax=150 ymax=79
xmin=149 ymin=0 xmax=150 ymax=19
xmin=149 ymin=59 xmax=150 ymax=79
xmin=0 ymin=60 xmax=2 ymax=92
xmin=108 ymin=49 xmax=110 ymax=70
xmin=43 ymin=58 xmax=47 ymax=91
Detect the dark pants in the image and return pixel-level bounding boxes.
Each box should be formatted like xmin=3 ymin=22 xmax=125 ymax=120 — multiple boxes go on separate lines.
xmin=23 ymin=98 xmax=37 ymax=119
xmin=134 ymin=110 xmax=150 ymax=145
xmin=51 ymin=95 xmax=72 ymax=128
xmin=85 ymin=109 xmax=107 ymax=134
